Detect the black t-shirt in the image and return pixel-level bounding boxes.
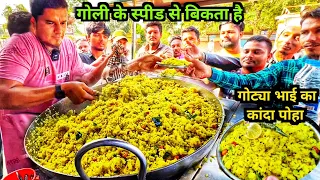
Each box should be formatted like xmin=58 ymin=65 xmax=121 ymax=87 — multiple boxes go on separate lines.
xmin=79 ymin=53 xmax=96 ymax=64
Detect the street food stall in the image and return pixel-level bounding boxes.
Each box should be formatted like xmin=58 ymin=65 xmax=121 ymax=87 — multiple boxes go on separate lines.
xmin=22 ymin=1 xmax=320 ymax=180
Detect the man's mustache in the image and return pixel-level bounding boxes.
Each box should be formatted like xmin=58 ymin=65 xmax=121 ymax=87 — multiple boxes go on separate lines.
xmin=222 ymin=37 xmax=231 ymax=42
xmin=303 ymin=42 xmax=320 ymax=48
xmin=242 ymin=57 xmax=253 ymax=61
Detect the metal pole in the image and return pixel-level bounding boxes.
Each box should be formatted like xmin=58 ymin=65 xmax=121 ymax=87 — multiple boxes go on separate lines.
xmin=131 ymin=0 xmax=137 ymax=59
xmin=132 ymin=22 xmax=136 ymax=59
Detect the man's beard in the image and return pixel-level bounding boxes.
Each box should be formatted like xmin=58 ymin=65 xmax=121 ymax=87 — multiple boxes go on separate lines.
xmin=221 ymin=41 xmax=236 ymax=49
xmin=303 ymin=42 xmax=320 ymax=60
xmin=150 ymin=41 xmax=159 ymax=47
xmin=307 ymin=53 xmax=320 ymax=60
xmin=93 ymin=46 xmax=105 ymax=51
xmin=278 ymin=50 xmax=289 ymax=56
xmin=41 ymin=39 xmax=61 ymax=49
xmin=174 ymin=52 xmax=181 ymax=58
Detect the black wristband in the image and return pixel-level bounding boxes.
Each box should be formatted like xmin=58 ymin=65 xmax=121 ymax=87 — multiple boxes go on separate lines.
xmin=55 ymin=84 xmax=66 ymax=99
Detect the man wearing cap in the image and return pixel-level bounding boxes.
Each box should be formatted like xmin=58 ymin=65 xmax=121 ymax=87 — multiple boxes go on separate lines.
xmin=101 ymin=30 xmax=133 ymax=83
xmin=110 ymin=30 xmax=129 ymax=57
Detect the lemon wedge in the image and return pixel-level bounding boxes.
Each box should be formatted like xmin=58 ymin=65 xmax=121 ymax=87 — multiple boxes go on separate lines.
xmin=245 ymin=123 xmax=262 ymax=139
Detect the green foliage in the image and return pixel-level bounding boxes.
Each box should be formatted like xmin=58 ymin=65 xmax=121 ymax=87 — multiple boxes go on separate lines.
xmin=67 ymin=0 xmax=88 ymax=37
xmin=106 ymin=19 xmax=132 ymax=34
xmin=244 ymin=1 xmax=283 ymax=35
xmin=161 ymin=19 xmax=181 ymax=35
xmin=0 ymin=26 xmax=6 ymax=35
xmin=2 ymin=4 xmax=27 ymax=20
xmin=135 ymin=23 xmax=146 ymax=51
xmin=2 ymin=5 xmax=13 ymax=21
xmin=160 ymin=19 xmax=181 ymax=44
xmin=1 ymin=4 xmax=28 ymax=36
xmin=68 ymin=0 xmax=88 ymax=14
xmin=181 ymin=21 xmax=220 ymax=37
xmin=243 ymin=0 xmax=319 ymax=36
xmin=1 ymin=0 xmax=86 ymax=37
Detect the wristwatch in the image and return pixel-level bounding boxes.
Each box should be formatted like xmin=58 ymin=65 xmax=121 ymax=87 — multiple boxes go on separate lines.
xmin=55 ymin=84 xmax=66 ymax=99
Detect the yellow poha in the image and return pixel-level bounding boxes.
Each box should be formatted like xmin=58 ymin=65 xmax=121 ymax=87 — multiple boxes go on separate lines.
xmin=160 ymin=69 xmax=184 ymax=77
xmin=26 ymin=75 xmax=222 ymax=177
xmin=160 ymin=57 xmax=191 ymax=66
xmin=220 ymin=121 xmax=320 ymax=180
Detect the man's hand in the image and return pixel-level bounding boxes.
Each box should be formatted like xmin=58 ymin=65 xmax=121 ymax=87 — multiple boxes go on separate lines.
xmin=81 ymin=52 xmax=116 ymax=86
xmin=0 ymin=79 xmax=97 ymax=109
xmin=159 ymin=51 xmax=173 ymax=59
xmin=160 ymin=54 xmax=169 ymax=60
xmin=101 ymin=66 xmax=111 ymax=80
xmin=90 ymin=54 xmax=111 ymax=67
xmin=61 ymin=82 xmax=96 ymax=104
xmin=127 ymin=54 xmax=163 ymax=72
xmin=182 ymin=40 xmax=204 ymax=60
xmin=184 ymin=54 xmax=212 ymax=79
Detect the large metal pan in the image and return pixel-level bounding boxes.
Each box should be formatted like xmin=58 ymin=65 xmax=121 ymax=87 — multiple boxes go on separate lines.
xmin=216 ymin=119 xmax=320 ymax=180
xmin=24 ymin=75 xmax=225 ymax=180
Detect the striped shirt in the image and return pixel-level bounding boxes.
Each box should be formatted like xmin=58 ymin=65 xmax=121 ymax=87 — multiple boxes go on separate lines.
xmin=105 ymin=55 xmax=130 ymax=82
xmin=105 ymin=43 xmax=138 ymax=82
xmin=0 ymin=32 xmax=94 ymax=172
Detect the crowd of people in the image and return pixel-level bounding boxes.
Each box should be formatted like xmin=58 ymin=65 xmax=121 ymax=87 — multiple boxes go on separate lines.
xmin=0 ymin=0 xmax=319 ymax=179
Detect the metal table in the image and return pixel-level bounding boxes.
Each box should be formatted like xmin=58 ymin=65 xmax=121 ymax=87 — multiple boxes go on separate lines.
xmin=34 ymin=98 xmax=320 ymax=180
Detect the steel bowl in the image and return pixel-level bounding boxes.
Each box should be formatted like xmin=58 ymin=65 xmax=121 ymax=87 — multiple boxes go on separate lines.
xmin=216 ymin=119 xmax=320 ymax=180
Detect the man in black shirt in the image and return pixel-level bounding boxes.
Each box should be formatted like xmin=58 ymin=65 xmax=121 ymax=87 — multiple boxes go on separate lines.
xmin=80 ymin=22 xmax=111 ymax=64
